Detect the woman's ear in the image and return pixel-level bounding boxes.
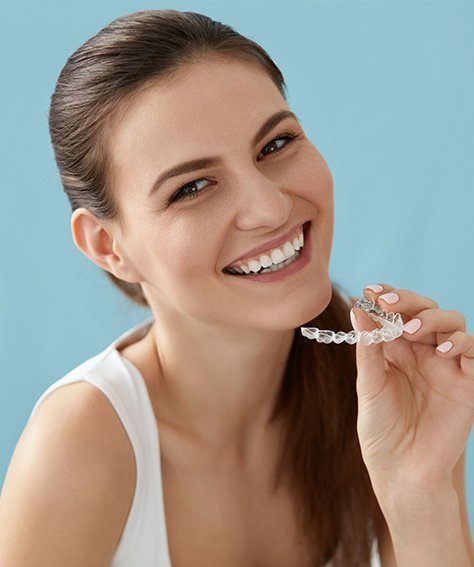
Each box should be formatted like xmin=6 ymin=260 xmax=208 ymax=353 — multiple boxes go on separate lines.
xmin=70 ymin=208 xmax=142 ymax=284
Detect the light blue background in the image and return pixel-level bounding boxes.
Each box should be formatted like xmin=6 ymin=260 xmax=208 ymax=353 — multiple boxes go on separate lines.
xmin=1 ymin=0 xmax=473 ymax=536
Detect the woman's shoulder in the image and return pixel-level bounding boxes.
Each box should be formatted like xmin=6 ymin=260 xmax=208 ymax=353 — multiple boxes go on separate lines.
xmin=25 ymin=379 xmax=136 ymax=469
xmin=0 ymin=381 xmax=136 ymax=565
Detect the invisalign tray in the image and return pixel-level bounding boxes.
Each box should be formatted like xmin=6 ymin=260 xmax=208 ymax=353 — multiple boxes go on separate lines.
xmin=300 ymin=296 xmax=404 ymax=345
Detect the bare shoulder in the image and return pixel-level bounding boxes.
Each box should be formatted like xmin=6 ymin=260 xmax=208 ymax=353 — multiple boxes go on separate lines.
xmin=0 ymin=381 xmax=136 ymax=566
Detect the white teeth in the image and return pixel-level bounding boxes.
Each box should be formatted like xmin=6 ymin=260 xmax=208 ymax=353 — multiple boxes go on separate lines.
xmin=258 ymin=254 xmax=273 ymax=268
xmin=282 ymin=242 xmax=295 ymax=260
xmin=234 ymin=248 xmax=300 ymax=275
xmin=260 ymin=252 xmax=300 ymax=273
xmin=248 ymin=259 xmax=262 ymax=273
xmin=270 ymin=248 xmax=285 ymax=264
xmin=225 ymin=225 xmax=307 ymax=275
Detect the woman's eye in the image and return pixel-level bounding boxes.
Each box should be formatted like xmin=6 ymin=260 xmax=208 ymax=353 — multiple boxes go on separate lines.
xmin=170 ymin=178 xmax=213 ymax=204
xmin=168 ymin=131 xmax=301 ymax=204
xmin=256 ymin=133 xmax=298 ymax=160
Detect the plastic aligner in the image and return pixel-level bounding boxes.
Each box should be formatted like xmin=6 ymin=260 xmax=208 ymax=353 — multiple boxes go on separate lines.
xmin=300 ymin=296 xmax=404 ymax=345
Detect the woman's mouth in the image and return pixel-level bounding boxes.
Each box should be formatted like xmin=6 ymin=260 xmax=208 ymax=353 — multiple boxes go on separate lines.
xmin=222 ymin=221 xmax=312 ymax=283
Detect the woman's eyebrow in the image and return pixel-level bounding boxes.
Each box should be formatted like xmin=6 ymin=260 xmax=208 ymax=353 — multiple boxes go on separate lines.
xmin=148 ymin=109 xmax=300 ymax=197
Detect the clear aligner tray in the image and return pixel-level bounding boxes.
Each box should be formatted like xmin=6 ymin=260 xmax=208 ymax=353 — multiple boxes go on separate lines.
xmin=300 ymin=296 xmax=404 ymax=345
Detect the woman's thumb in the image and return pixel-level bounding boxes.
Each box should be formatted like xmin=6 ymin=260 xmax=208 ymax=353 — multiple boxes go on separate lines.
xmin=351 ymin=306 xmax=387 ymax=401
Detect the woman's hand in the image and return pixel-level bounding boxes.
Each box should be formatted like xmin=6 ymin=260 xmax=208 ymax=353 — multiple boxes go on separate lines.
xmin=351 ymin=283 xmax=474 ymax=503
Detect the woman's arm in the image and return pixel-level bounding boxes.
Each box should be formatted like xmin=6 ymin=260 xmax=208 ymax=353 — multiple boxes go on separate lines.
xmin=453 ymin=451 xmax=474 ymax=566
xmin=374 ymin=450 xmax=473 ymax=567
xmin=349 ymin=293 xmax=473 ymax=566
xmin=379 ymin=479 xmax=472 ymax=566
xmin=0 ymin=382 xmax=136 ymax=566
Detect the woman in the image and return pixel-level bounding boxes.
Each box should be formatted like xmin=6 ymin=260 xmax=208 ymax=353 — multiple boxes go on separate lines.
xmin=0 ymin=9 xmax=472 ymax=567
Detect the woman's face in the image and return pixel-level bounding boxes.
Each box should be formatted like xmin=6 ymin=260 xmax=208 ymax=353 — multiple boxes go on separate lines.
xmin=106 ymin=58 xmax=334 ymax=331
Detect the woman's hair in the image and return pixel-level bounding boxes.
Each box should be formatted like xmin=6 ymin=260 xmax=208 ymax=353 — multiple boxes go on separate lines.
xmin=48 ymin=9 xmax=383 ymax=565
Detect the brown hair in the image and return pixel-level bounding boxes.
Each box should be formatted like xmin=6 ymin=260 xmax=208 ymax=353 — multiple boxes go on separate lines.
xmin=49 ymin=9 xmax=383 ymax=565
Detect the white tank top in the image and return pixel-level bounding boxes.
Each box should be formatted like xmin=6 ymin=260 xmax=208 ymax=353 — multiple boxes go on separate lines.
xmin=26 ymin=317 xmax=381 ymax=567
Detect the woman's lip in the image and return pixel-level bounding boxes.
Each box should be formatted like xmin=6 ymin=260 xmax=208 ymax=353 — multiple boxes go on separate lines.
xmin=223 ymin=220 xmax=312 ymax=281
xmin=223 ymin=219 xmax=310 ymax=270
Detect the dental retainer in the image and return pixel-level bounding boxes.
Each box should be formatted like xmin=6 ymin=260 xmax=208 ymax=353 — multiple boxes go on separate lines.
xmin=300 ymin=296 xmax=404 ymax=345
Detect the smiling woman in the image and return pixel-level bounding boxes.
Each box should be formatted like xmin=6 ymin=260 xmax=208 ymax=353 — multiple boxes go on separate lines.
xmin=0 ymin=9 xmax=389 ymax=567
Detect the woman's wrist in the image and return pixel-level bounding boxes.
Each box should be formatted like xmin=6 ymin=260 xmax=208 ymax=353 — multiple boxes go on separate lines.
xmin=376 ymin=485 xmax=472 ymax=567
xmin=373 ymin=478 xmax=457 ymax=519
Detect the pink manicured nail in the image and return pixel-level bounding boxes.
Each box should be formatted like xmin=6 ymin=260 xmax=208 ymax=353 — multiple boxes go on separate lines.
xmin=403 ymin=318 xmax=422 ymax=334
xmin=350 ymin=308 xmax=360 ymax=331
xmin=378 ymin=292 xmax=399 ymax=304
xmin=436 ymin=341 xmax=453 ymax=353
xmin=366 ymin=284 xmax=384 ymax=293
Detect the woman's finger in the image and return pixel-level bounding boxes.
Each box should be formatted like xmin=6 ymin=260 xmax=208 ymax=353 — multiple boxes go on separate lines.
xmin=434 ymin=330 xmax=474 ymax=376
xmin=366 ymin=284 xmax=439 ymax=316
xmin=400 ymin=307 xmax=467 ymax=347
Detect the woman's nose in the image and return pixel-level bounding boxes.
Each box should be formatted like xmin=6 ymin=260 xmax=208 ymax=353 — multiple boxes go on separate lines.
xmin=233 ymin=172 xmax=293 ymax=224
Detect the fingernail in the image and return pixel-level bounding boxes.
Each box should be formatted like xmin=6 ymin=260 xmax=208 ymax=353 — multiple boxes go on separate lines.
xmin=379 ymin=292 xmax=399 ymax=304
xmin=436 ymin=341 xmax=453 ymax=353
xmin=365 ymin=284 xmax=384 ymax=293
xmin=350 ymin=308 xmax=360 ymax=331
xmin=403 ymin=318 xmax=422 ymax=334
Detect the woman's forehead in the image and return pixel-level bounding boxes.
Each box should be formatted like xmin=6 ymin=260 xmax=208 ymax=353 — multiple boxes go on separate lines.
xmin=111 ymin=60 xmax=284 ymax=150
xmin=108 ymin=60 xmax=287 ymax=186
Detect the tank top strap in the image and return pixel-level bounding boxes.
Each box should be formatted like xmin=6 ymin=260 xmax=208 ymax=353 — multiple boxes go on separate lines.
xmin=26 ymin=317 xmax=171 ymax=566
